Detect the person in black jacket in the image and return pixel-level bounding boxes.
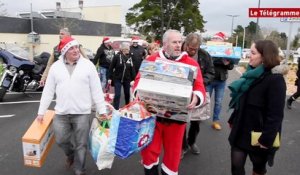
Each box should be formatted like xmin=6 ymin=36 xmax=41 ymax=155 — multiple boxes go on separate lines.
xmin=93 ymin=37 xmax=115 ymax=89
xmin=130 ymin=36 xmax=146 ymax=75
xmin=206 ymin=32 xmax=234 ymax=130
xmin=181 ymin=33 xmax=215 ymax=158
xmin=108 ymin=42 xmax=136 ymax=109
xmin=228 ymin=40 xmax=286 ymax=175
xmin=286 ymin=57 xmax=300 ymax=109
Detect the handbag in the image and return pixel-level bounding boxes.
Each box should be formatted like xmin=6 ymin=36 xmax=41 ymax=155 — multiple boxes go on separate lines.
xmin=251 ymin=131 xmax=280 ymax=148
xmin=190 ymin=92 xmax=211 ymax=121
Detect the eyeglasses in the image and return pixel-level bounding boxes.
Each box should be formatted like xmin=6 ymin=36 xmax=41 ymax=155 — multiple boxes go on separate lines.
xmin=186 ymin=46 xmax=198 ymax=52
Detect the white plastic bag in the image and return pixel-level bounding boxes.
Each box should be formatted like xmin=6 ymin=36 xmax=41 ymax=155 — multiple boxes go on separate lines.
xmin=88 ymin=118 xmax=115 ymax=170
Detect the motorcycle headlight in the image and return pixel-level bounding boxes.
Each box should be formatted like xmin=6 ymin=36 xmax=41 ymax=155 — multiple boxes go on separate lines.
xmin=19 ymin=70 xmax=24 ymax=75
xmin=9 ymin=66 xmax=17 ymax=74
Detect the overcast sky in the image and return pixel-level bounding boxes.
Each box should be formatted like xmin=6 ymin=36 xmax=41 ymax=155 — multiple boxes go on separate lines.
xmin=1 ymin=0 xmax=299 ymax=38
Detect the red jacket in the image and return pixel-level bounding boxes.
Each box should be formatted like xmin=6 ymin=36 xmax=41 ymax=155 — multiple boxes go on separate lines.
xmin=133 ymin=50 xmax=206 ymax=107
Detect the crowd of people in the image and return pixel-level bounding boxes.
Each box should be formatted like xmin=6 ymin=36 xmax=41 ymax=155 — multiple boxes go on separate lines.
xmin=35 ymin=27 xmax=290 ymax=175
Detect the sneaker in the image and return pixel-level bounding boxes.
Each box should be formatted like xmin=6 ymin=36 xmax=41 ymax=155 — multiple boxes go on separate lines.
xmin=74 ymin=170 xmax=86 ymax=175
xmin=189 ymin=144 xmax=200 ymax=154
xmin=212 ymin=122 xmax=222 ymax=130
xmin=181 ymin=148 xmax=188 ymax=159
xmin=286 ymin=98 xmax=293 ymax=109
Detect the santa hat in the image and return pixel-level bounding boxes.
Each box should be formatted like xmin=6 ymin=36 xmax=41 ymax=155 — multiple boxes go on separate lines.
xmin=155 ymin=40 xmax=161 ymax=45
xmin=102 ymin=37 xmax=111 ymax=44
xmin=212 ymin=32 xmax=226 ymax=41
xmin=132 ymin=36 xmax=140 ymax=43
xmin=58 ymin=36 xmax=79 ymax=57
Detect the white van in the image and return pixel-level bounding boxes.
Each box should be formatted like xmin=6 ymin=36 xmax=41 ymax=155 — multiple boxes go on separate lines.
xmin=293 ymin=48 xmax=300 ymax=64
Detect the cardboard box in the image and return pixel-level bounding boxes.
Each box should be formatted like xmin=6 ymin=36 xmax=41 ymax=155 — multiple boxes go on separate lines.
xmin=22 ymin=110 xmax=55 ymax=167
xmin=136 ymin=78 xmax=192 ymax=122
xmin=139 ymin=60 xmax=196 ymax=85
xmin=200 ymin=44 xmax=242 ymax=64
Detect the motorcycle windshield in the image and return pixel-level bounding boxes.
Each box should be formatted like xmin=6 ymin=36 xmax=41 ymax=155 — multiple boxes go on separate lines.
xmin=0 ymin=50 xmax=34 ymax=69
xmin=5 ymin=44 xmax=29 ymax=60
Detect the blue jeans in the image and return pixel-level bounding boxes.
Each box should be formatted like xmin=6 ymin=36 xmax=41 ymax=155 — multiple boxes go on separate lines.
xmin=53 ymin=114 xmax=90 ymax=174
xmin=99 ymin=67 xmax=108 ymax=89
xmin=113 ymin=79 xmax=131 ymax=110
xmin=206 ymin=80 xmax=226 ymax=121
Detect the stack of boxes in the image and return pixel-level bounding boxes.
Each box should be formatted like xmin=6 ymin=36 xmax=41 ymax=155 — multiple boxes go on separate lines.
xmin=136 ymin=59 xmax=197 ymax=122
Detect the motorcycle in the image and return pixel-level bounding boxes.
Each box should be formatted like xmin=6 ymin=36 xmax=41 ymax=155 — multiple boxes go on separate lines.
xmin=0 ymin=44 xmax=50 ymax=101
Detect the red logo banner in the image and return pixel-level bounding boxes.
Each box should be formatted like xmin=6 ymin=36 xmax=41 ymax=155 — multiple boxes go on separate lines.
xmin=249 ymin=8 xmax=300 ymax=18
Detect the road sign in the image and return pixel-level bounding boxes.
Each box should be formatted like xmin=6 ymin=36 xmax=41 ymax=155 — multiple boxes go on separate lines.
xmin=280 ymin=17 xmax=300 ymax=22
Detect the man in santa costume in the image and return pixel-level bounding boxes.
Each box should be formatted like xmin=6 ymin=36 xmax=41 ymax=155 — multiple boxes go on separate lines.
xmin=36 ymin=36 xmax=107 ymax=175
xmin=132 ymin=29 xmax=206 ymax=175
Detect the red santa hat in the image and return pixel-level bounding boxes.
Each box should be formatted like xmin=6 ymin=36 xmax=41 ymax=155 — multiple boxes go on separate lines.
xmin=102 ymin=37 xmax=111 ymax=44
xmin=212 ymin=32 xmax=226 ymax=41
xmin=58 ymin=36 xmax=79 ymax=57
xmin=132 ymin=36 xmax=140 ymax=43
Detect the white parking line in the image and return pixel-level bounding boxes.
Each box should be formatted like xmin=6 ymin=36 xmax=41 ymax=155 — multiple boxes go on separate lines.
xmin=0 ymin=114 xmax=15 ymax=118
xmin=6 ymin=92 xmax=42 ymax=95
xmin=0 ymin=100 xmax=55 ymax=105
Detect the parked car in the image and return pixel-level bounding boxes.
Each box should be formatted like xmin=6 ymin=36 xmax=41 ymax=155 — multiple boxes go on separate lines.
xmin=111 ymin=38 xmax=145 ymax=53
xmin=293 ymin=48 xmax=300 ymax=63
xmin=82 ymin=47 xmax=95 ymax=61
xmin=242 ymin=48 xmax=250 ymax=59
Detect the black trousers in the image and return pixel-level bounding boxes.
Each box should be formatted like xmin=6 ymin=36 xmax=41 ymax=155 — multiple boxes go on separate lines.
xmin=291 ymin=79 xmax=300 ymax=100
xmin=182 ymin=120 xmax=201 ymax=149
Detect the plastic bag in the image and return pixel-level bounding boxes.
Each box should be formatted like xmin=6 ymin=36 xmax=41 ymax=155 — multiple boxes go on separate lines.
xmin=88 ymin=118 xmax=115 ymax=170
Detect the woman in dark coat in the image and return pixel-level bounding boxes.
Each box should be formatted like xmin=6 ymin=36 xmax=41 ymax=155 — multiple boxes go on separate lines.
xmin=108 ymin=43 xmax=136 ymax=109
xmin=228 ymin=40 xmax=286 ymax=175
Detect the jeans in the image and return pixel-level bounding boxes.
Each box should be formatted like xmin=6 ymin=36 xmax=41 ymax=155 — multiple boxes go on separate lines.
xmin=53 ymin=114 xmax=90 ymax=174
xmin=99 ymin=67 xmax=109 ymax=89
xmin=113 ymin=79 xmax=131 ymax=110
xmin=206 ymin=80 xmax=226 ymax=121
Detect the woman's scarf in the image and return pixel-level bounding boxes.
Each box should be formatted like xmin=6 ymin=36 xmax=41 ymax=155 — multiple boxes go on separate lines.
xmin=228 ymin=64 xmax=265 ymax=109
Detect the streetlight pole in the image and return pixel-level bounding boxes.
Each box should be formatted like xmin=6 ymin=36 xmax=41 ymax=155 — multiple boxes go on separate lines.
xmin=227 ymin=14 xmax=239 ymax=37
xmin=242 ymin=26 xmax=246 ymax=49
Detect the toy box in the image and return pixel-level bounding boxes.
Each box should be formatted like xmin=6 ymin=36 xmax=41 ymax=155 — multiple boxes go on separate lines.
xmin=22 ymin=110 xmax=55 ymax=167
xmin=200 ymin=44 xmax=242 ymax=64
xmin=136 ymin=78 xmax=192 ymax=122
xmin=139 ymin=60 xmax=196 ymax=85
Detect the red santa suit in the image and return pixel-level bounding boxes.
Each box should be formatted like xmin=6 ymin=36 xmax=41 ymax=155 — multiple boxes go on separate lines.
xmin=132 ymin=50 xmax=206 ymax=175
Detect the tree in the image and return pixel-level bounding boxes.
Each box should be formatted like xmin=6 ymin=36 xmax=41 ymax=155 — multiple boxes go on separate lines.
xmin=291 ymin=28 xmax=300 ymax=49
xmin=265 ymin=31 xmax=287 ymax=49
xmin=231 ymin=25 xmax=244 ymax=47
xmin=126 ymin=0 xmax=205 ymax=42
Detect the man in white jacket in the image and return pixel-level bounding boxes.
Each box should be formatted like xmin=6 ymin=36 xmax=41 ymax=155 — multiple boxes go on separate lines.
xmin=36 ymin=36 xmax=107 ymax=175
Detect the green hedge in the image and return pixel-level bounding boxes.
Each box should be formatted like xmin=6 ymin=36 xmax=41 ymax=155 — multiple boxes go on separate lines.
xmin=0 ymin=64 xmax=3 ymax=76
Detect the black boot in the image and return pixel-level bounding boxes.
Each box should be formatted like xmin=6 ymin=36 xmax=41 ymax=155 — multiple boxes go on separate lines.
xmin=144 ymin=165 xmax=159 ymax=175
xmin=287 ymin=97 xmax=294 ymax=109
